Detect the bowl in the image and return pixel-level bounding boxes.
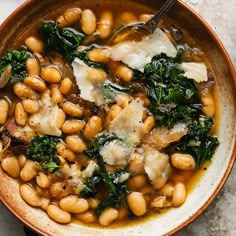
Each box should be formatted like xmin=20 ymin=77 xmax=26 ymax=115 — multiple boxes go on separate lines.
xmin=0 ymin=0 xmax=235 ymax=235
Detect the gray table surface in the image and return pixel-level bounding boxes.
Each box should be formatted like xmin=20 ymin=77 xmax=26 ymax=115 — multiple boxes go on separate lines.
xmin=0 ymin=0 xmax=235 ymax=235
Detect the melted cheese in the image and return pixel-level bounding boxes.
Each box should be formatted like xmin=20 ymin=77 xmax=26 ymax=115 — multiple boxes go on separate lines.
xmin=29 ymin=94 xmax=61 ymax=136
xmin=179 ymin=62 xmax=208 ymax=82
xmin=99 ymin=139 xmax=133 ymax=165
xmin=109 ymin=98 xmax=146 ymax=145
xmin=110 ymin=28 xmax=177 ymax=71
xmin=72 ymin=58 xmax=95 ymax=102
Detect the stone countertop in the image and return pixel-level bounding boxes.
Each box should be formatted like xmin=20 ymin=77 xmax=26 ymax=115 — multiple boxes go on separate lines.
xmin=0 ymin=0 xmax=235 ymax=235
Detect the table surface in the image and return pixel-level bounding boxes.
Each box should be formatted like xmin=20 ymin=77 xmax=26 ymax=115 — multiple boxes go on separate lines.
xmin=0 ymin=0 xmax=235 ymax=235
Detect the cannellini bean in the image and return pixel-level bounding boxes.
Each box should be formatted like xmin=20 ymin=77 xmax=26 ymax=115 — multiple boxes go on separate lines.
xmin=171 ymin=153 xmax=196 ymax=170
xmin=139 ymin=185 xmax=155 ymax=204
xmin=84 ymin=116 xmax=102 ymax=139
xmin=26 ymin=57 xmax=40 ymax=76
xmin=127 ymin=192 xmax=146 ymax=216
xmin=14 ymin=82 xmax=38 ymax=99
xmin=56 ymin=142 xmax=76 ymax=162
xmin=22 ymin=99 xmax=40 ymax=114
xmin=201 ymin=88 xmax=215 ymax=116
xmin=151 ymin=195 xmax=171 ymax=209
xmin=88 ymin=48 xmax=111 ymax=64
xmin=87 ymin=67 xmax=107 ymax=84
xmin=24 ymin=76 xmax=46 ymax=93
xmin=25 ymin=36 xmax=44 ymax=53
xmin=87 ymin=198 xmax=100 ymax=210
xmin=160 ymin=182 xmax=174 ymax=197
xmin=0 ymin=99 xmax=9 ymax=125
xmin=129 ymin=153 xmax=145 ymax=175
xmin=105 ymin=104 xmax=122 ymax=126
xmin=51 ymin=84 xmax=63 ymax=104
xmin=57 ymin=8 xmax=82 ymax=28
xmin=40 ymin=198 xmax=50 ymax=210
xmin=81 ymin=9 xmax=97 ymax=35
xmin=62 ymin=102 xmax=83 ymax=117
xmin=115 ymin=94 xmax=131 ymax=108
xmin=65 ymin=135 xmax=86 ymax=153
xmin=47 ymin=204 xmax=71 ymax=224
xmin=49 ymin=182 xmax=72 ymax=199
xmin=75 ymin=210 xmax=96 ymax=224
xmin=110 ymin=61 xmax=133 ymax=82
xmin=59 ymin=195 xmax=89 ymax=213
xmin=62 ymin=120 xmax=85 ymax=134
xmin=99 ymin=208 xmax=119 ymax=226
xmin=172 ymin=182 xmax=187 ymax=207
xmin=41 ymin=67 xmax=62 ymax=83
xmin=132 ymin=175 xmax=147 ymax=189
xmin=18 ymin=154 xmax=27 ymax=169
xmin=1 ymin=156 xmax=20 ymax=178
xmin=20 ymin=184 xmax=41 ymax=207
xmin=14 ymin=102 xmax=28 ymax=127
xmin=56 ymin=109 xmax=66 ymax=129
xmin=36 ymin=172 xmax=51 ymax=188
xmin=97 ymin=10 xmax=113 ymax=39
xmin=60 ymin=78 xmax=72 ymax=95
xmin=20 ymin=160 xmax=38 ymax=182
xmin=120 ymin=11 xmax=138 ymax=23
xmin=144 ymin=116 xmax=155 ymax=133
xmin=117 ymin=208 xmax=128 ymax=221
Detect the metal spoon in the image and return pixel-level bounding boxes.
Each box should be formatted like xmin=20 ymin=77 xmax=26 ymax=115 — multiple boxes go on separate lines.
xmin=109 ymin=0 xmax=177 ymax=44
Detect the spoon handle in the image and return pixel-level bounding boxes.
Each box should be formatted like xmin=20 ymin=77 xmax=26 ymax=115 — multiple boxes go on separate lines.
xmin=145 ymin=0 xmax=177 ymax=33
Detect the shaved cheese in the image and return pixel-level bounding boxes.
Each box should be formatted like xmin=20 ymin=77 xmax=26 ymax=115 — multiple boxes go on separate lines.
xmin=99 ymin=139 xmax=133 ymax=165
xmin=29 ymin=94 xmax=61 ymax=136
xmin=110 ymin=28 xmax=177 ymax=71
xmin=109 ymin=98 xmax=146 ymax=145
xmin=72 ymin=58 xmax=95 ymax=102
xmin=113 ymin=172 xmax=130 ymax=184
xmin=179 ymin=62 xmax=208 ymax=82
xmin=81 ymin=160 xmax=99 ymax=179
xmin=144 ymin=146 xmax=170 ymax=189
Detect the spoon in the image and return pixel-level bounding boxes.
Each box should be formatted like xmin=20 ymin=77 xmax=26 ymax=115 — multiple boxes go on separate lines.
xmin=109 ymin=0 xmax=177 ymax=44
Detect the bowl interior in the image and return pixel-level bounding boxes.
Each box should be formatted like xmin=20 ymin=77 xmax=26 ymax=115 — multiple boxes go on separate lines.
xmin=0 ymin=0 xmax=235 ymax=235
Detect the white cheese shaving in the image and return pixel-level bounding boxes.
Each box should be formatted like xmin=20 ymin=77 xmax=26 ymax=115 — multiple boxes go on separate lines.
xmin=81 ymin=160 xmax=99 ymax=179
xmin=72 ymin=58 xmax=95 ymax=102
xmin=113 ymin=172 xmax=130 ymax=184
xmin=179 ymin=62 xmax=208 ymax=82
xmin=99 ymin=139 xmax=133 ymax=165
xmin=110 ymin=28 xmax=177 ymax=71
xmin=29 ymin=94 xmax=61 ymax=136
xmin=109 ymin=98 xmax=146 ymax=145
xmin=144 ymin=146 xmax=170 ymax=189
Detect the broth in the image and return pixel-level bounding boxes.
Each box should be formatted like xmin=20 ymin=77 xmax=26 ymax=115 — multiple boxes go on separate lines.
xmin=0 ymin=0 xmax=219 ymax=227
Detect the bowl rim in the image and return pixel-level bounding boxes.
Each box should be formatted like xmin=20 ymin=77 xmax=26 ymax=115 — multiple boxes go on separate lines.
xmin=0 ymin=0 xmax=235 ymax=235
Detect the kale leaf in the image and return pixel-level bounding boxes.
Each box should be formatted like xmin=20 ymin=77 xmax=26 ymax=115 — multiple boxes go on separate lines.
xmin=39 ymin=21 xmax=85 ymax=61
xmin=26 ymin=135 xmax=61 ymax=172
xmin=152 ymin=104 xmax=202 ymax=129
xmin=79 ymin=175 xmax=102 ymax=198
xmin=0 ymin=49 xmax=30 ymax=82
xmin=176 ymin=116 xmax=219 ymax=167
xmin=85 ymin=133 xmax=119 ymax=157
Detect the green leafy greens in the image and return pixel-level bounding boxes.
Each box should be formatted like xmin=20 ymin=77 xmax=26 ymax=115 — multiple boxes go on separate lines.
xmin=0 ymin=49 xmax=30 ymax=82
xmin=83 ymin=134 xmax=131 ymax=215
xmin=176 ymin=116 xmax=219 ymax=167
xmin=26 ymin=135 xmax=61 ymax=172
xmin=39 ymin=21 xmax=85 ymax=61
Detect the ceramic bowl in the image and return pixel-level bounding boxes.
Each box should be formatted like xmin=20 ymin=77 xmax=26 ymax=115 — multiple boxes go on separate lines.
xmin=0 ymin=0 xmax=235 ymax=235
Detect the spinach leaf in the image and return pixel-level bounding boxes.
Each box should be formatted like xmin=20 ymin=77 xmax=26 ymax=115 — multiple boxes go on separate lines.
xmin=39 ymin=21 xmax=85 ymax=61
xmin=85 ymin=133 xmax=118 ymax=157
xmin=26 ymin=135 xmax=61 ymax=172
xmin=80 ymin=175 xmax=102 ymax=198
xmin=0 ymin=49 xmax=30 ymax=82
xmin=176 ymin=116 xmax=219 ymax=167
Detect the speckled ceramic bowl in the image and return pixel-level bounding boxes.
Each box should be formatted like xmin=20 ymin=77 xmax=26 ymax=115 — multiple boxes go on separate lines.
xmin=0 ymin=0 xmax=235 ymax=235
